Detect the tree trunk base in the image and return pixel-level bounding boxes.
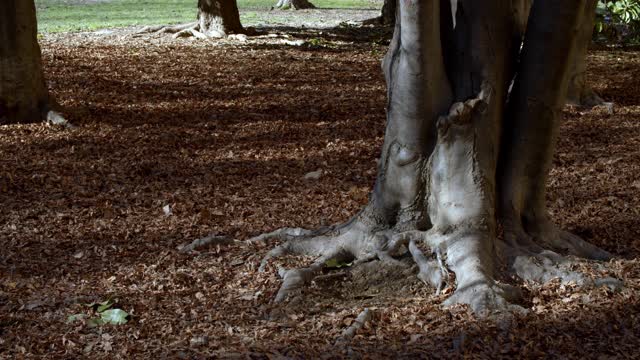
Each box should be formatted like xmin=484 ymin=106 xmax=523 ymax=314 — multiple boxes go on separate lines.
xmin=253 ymin=95 xmax=621 ymax=316
xmin=566 ymin=86 xmax=607 ymax=108
xmin=1 ymin=100 xmax=73 ymax=128
xmin=271 ymin=0 xmax=315 ymax=10
xmin=45 ymin=109 xmax=75 ymax=128
xmin=254 ymin=217 xmax=620 ymax=316
xmin=137 ymin=23 xmax=222 ymax=39
xmin=136 ymin=22 xmax=252 ymax=40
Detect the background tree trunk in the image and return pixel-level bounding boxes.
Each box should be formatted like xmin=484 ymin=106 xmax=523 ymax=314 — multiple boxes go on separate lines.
xmin=0 ymin=0 xmax=49 ymax=125
xmin=272 ymin=0 xmax=315 ymax=10
xmin=380 ymin=0 xmax=397 ymax=26
xmin=566 ymin=0 xmax=605 ymax=106
xmin=362 ymin=0 xmax=396 ymax=26
xmin=513 ymin=0 xmax=604 ymax=106
xmin=198 ymin=0 xmax=243 ymax=37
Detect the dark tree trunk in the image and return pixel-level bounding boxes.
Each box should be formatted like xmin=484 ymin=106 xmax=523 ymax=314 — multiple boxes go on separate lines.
xmin=0 ymin=0 xmax=49 ymax=124
xmin=255 ymin=0 xmax=616 ymax=314
xmin=362 ymin=0 xmax=396 ymax=26
xmin=272 ymin=0 xmax=315 ymax=10
xmin=566 ymin=0 xmax=605 ymax=106
xmin=381 ymin=0 xmax=397 ymax=26
xmin=198 ymin=0 xmax=243 ymax=37
xmin=514 ymin=0 xmax=604 ymax=106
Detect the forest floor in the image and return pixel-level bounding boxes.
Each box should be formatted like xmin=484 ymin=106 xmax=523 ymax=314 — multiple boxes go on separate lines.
xmin=1 ymin=23 xmax=640 ymax=359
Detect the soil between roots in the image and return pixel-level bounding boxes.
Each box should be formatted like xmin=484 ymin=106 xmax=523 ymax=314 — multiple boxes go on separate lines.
xmin=0 ymin=26 xmax=639 ymax=357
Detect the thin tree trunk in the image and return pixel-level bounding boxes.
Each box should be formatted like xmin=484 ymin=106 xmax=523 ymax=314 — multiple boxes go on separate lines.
xmin=198 ymin=0 xmax=243 ymax=37
xmin=272 ymin=0 xmax=315 ymax=10
xmin=0 ymin=0 xmax=49 ymax=124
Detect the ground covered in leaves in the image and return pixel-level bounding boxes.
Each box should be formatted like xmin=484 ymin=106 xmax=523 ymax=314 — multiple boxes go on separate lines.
xmin=1 ymin=25 xmax=640 ymax=358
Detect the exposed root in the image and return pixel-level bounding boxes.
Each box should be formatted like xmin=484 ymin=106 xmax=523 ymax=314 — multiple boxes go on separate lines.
xmin=567 ymin=86 xmax=607 ymax=108
xmin=254 ymin=84 xmax=620 ymax=317
xmin=335 ymin=308 xmax=372 ymax=345
xmin=45 ymin=110 xmax=75 ymax=129
xmin=442 ymin=281 xmax=524 ymax=315
xmin=248 ymin=227 xmax=317 ymax=245
xmin=134 ymin=22 xmax=227 ymax=39
xmin=271 ymin=0 xmax=316 ymax=10
xmin=255 ymin=218 xmax=388 ymax=302
xmin=547 ymin=228 xmax=612 ymax=261
xmin=178 ymin=233 xmax=235 ymax=253
xmin=135 ymin=22 xmax=198 ymax=36
xmin=502 ymin=220 xmax=621 ymax=290
xmin=397 ymin=234 xmax=448 ymax=293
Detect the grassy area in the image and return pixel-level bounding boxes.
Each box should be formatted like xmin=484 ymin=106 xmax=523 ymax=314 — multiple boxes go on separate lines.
xmin=35 ymin=0 xmax=381 ymax=33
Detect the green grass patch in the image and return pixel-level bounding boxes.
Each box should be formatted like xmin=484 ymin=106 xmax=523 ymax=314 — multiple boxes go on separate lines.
xmin=35 ymin=0 xmax=380 ymax=33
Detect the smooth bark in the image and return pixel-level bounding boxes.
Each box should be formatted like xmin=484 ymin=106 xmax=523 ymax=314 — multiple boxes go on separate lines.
xmin=514 ymin=0 xmax=604 ymax=106
xmin=566 ymin=0 xmax=605 ymax=106
xmin=0 ymin=0 xmax=49 ymax=124
xmin=255 ymin=0 xmax=616 ymax=314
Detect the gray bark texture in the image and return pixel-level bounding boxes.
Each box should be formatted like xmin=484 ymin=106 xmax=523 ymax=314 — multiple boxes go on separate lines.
xmin=198 ymin=0 xmax=243 ymax=36
xmin=255 ymin=0 xmax=619 ymax=316
xmin=272 ymin=0 xmax=316 ymax=10
xmin=0 ymin=0 xmax=49 ymax=124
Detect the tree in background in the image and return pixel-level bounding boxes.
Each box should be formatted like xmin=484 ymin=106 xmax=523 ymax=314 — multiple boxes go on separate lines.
xmin=272 ymin=0 xmax=316 ymax=10
xmin=0 ymin=0 xmax=69 ymax=126
xmin=253 ymin=0 xmax=617 ymax=315
xmin=139 ymin=0 xmax=244 ymax=39
xmin=363 ymin=0 xmax=396 ymax=26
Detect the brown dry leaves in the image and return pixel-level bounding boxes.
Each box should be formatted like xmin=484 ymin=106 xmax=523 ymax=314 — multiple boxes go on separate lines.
xmin=0 ymin=30 xmax=639 ymax=358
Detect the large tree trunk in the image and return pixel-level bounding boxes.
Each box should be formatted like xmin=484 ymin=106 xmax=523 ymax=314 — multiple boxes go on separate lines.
xmin=198 ymin=0 xmax=243 ymax=37
xmin=514 ymin=0 xmax=604 ymax=106
xmin=272 ymin=0 xmax=315 ymax=10
xmin=255 ymin=0 xmax=616 ymax=315
xmin=0 ymin=0 xmax=49 ymax=124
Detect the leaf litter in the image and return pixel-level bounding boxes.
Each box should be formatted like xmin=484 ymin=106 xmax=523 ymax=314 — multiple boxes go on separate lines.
xmin=0 ymin=25 xmax=639 ymax=358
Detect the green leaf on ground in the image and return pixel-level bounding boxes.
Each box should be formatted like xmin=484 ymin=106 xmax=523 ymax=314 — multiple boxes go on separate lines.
xmin=66 ymin=313 xmax=87 ymax=324
xmin=100 ymin=309 xmax=129 ymax=325
xmin=325 ymin=259 xmax=353 ymax=269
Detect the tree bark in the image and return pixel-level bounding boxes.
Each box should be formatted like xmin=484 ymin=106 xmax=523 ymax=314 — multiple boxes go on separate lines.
xmin=198 ymin=0 xmax=243 ymax=37
xmin=272 ymin=0 xmax=316 ymax=10
xmin=513 ymin=0 xmax=604 ymax=106
xmin=256 ymin=0 xmax=616 ymax=315
xmin=566 ymin=0 xmax=605 ymax=106
xmin=362 ymin=0 xmax=396 ymax=26
xmin=0 ymin=0 xmax=49 ymax=125
xmin=381 ymin=0 xmax=397 ymax=26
